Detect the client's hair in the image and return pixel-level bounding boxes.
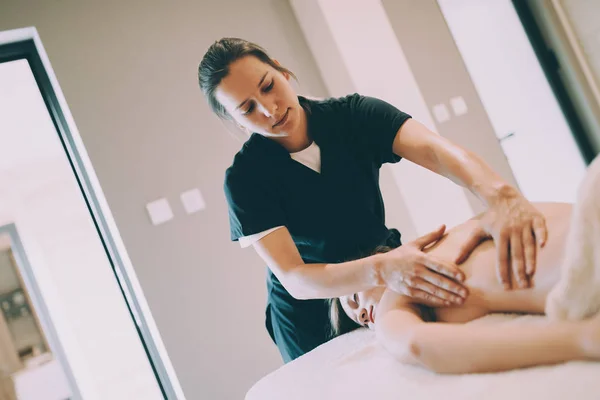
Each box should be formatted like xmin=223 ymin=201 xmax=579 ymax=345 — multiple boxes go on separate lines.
xmin=327 ymin=297 xmax=360 ymax=338
xmin=328 ymin=246 xmax=393 ymax=338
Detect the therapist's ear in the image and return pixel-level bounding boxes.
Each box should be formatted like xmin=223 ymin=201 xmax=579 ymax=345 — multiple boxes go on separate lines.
xmin=273 ymin=59 xmax=290 ymax=81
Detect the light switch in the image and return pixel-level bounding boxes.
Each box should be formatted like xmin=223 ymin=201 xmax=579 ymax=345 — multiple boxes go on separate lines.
xmin=146 ymin=198 xmax=174 ymax=226
xmin=450 ymin=96 xmax=468 ymax=116
xmin=180 ymin=188 xmax=206 ymax=214
xmin=432 ymin=103 xmax=451 ymax=123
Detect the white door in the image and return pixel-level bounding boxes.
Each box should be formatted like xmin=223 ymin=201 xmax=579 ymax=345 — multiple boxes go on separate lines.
xmin=438 ymin=0 xmax=587 ymax=202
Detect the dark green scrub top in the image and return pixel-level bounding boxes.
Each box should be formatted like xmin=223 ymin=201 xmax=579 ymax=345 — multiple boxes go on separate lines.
xmin=224 ymin=93 xmax=411 ymax=361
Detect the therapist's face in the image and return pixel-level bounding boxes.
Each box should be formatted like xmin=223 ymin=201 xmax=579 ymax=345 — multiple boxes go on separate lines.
xmin=340 ymin=287 xmax=386 ymax=330
xmin=215 ymin=55 xmax=303 ymax=138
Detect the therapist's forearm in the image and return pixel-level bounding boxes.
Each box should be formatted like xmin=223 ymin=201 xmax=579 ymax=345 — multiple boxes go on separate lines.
xmin=432 ymin=143 xmax=519 ymax=208
xmin=433 ymin=142 xmax=524 ymax=208
xmin=394 ymin=120 xmax=520 ymax=208
xmin=285 ymin=255 xmax=385 ymax=300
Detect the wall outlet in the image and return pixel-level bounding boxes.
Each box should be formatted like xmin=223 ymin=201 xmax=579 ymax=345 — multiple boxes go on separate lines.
xmin=432 ymin=103 xmax=451 ymax=123
xmin=450 ymin=96 xmax=468 ymax=116
xmin=180 ymin=188 xmax=206 ymax=214
xmin=146 ymin=198 xmax=174 ymax=225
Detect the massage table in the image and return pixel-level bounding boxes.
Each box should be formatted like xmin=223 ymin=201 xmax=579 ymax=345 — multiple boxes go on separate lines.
xmin=246 ymin=313 xmax=600 ymax=400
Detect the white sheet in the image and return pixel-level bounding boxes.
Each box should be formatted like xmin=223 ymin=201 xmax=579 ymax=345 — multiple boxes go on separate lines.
xmin=246 ymin=313 xmax=600 ymax=400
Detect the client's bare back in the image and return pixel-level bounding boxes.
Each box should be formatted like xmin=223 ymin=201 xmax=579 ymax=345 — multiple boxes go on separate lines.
xmin=420 ymin=202 xmax=572 ymax=323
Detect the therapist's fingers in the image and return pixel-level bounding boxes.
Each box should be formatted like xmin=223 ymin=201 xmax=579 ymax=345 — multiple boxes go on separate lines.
xmin=522 ymin=224 xmax=537 ymax=278
xmin=412 ymin=224 xmax=446 ymax=249
xmin=421 ymin=253 xmax=466 ymax=283
xmin=533 ymin=215 xmax=548 ymax=248
xmin=511 ymin=232 xmax=528 ymax=289
xmin=404 ymin=288 xmax=450 ymax=307
xmin=418 ymin=264 xmax=467 ymax=298
xmin=411 ymin=277 xmax=465 ymax=305
xmin=496 ymin=232 xmax=511 ymax=290
xmin=454 ymin=227 xmax=486 ymax=264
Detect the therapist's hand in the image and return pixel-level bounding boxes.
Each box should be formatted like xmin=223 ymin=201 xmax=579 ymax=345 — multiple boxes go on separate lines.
xmin=380 ymin=225 xmax=468 ymax=307
xmin=454 ymin=192 xmax=548 ymax=290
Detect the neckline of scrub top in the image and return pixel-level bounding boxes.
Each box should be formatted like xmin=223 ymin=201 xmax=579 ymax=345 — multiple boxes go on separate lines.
xmin=249 ymin=96 xmax=331 ymax=178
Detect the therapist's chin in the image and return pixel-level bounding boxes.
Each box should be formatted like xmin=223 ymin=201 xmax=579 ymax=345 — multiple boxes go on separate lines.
xmin=273 ymin=108 xmax=301 ymax=137
xmin=259 ymin=129 xmax=290 ymax=138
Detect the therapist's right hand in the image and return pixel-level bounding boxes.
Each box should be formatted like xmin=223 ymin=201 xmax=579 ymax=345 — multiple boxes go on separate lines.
xmin=379 ymin=225 xmax=468 ymax=307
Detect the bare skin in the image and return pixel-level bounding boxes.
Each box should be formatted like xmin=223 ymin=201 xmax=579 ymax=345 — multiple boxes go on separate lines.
xmin=342 ymin=202 xmax=572 ymax=326
xmin=340 ymin=202 xmax=600 ymax=373
xmin=429 ymin=201 xmax=570 ymax=321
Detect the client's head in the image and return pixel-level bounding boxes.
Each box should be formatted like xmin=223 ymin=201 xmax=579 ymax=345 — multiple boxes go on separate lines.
xmin=329 ymin=287 xmax=386 ymax=335
xmin=328 ymin=246 xmax=391 ymax=336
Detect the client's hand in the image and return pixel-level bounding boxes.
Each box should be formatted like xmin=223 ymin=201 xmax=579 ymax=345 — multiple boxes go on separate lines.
xmin=380 ymin=225 xmax=468 ymax=307
xmin=454 ymin=192 xmax=547 ymax=290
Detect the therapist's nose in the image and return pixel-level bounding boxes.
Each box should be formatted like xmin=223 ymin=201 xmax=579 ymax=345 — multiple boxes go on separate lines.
xmin=258 ymin=99 xmax=277 ymax=119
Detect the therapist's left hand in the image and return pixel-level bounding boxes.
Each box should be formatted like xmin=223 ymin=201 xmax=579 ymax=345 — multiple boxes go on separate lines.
xmin=454 ymin=191 xmax=548 ymax=290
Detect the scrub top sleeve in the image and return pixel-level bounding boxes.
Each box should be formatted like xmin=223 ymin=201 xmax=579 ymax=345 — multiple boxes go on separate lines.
xmin=348 ymin=94 xmax=412 ymax=165
xmin=224 ymin=168 xmax=287 ymax=242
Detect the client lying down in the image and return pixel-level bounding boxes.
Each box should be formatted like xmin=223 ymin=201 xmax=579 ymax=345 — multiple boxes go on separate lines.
xmin=331 ymin=157 xmax=600 ymax=374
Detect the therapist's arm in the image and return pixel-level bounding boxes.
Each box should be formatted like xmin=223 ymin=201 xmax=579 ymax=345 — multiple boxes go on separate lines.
xmin=392 ymin=119 xmax=548 ymax=289
xmin=252 ymin=227 xmax=466 ymax=305
xmin=375 ymin=290 xmax=590 ymax=374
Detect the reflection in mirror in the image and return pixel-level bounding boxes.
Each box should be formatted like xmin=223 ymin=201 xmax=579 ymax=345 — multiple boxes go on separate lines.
xmin=0 ymin=230 xmax=70 ymax=400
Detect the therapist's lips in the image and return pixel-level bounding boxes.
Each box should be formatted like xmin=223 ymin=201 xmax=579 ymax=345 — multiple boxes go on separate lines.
xmin=272 ymin=108 xmax=290 ymax=128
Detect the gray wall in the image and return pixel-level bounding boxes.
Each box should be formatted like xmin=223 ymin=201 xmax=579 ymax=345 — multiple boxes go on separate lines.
xmin=0 ymin=1 xmax=328 ymax=398
xmin=383 ymin=0 xmax=518 ymax=213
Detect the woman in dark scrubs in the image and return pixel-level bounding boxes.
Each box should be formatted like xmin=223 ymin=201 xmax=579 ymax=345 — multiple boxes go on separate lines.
xmin=198 ymin=38 xmax=548 ymax=363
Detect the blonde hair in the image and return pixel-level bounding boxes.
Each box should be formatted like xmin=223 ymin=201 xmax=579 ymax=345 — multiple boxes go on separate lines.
xmin=327 ymin=297 xmax=357 ymax=338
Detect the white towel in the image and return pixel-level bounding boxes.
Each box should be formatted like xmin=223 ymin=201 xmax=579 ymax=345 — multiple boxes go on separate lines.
xmin=546 ymin=154 xmax=600 ymax=320
xmin=246 ymin=315 xmax=600 ymax=400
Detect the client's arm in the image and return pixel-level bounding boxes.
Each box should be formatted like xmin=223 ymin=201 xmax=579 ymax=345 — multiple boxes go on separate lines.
xmin=375 ymin=290 xmax=590 ymax=374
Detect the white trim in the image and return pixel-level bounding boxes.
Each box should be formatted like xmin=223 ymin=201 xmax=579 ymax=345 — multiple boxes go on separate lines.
xmin=239 ymin=226 xmax=285 ymax=248
xmin=0 ymin=26 xmax=36 ymax=45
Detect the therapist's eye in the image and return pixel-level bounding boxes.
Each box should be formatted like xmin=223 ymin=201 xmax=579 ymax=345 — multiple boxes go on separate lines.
xmin=262 ymin=80 xmax=274 ymax=93
xmin=243 ymin=102 xmax=255 ymax=115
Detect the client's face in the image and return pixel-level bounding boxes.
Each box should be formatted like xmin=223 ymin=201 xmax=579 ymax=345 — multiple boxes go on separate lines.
xmin=340 ymin=287 xmax=386 ymax=330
